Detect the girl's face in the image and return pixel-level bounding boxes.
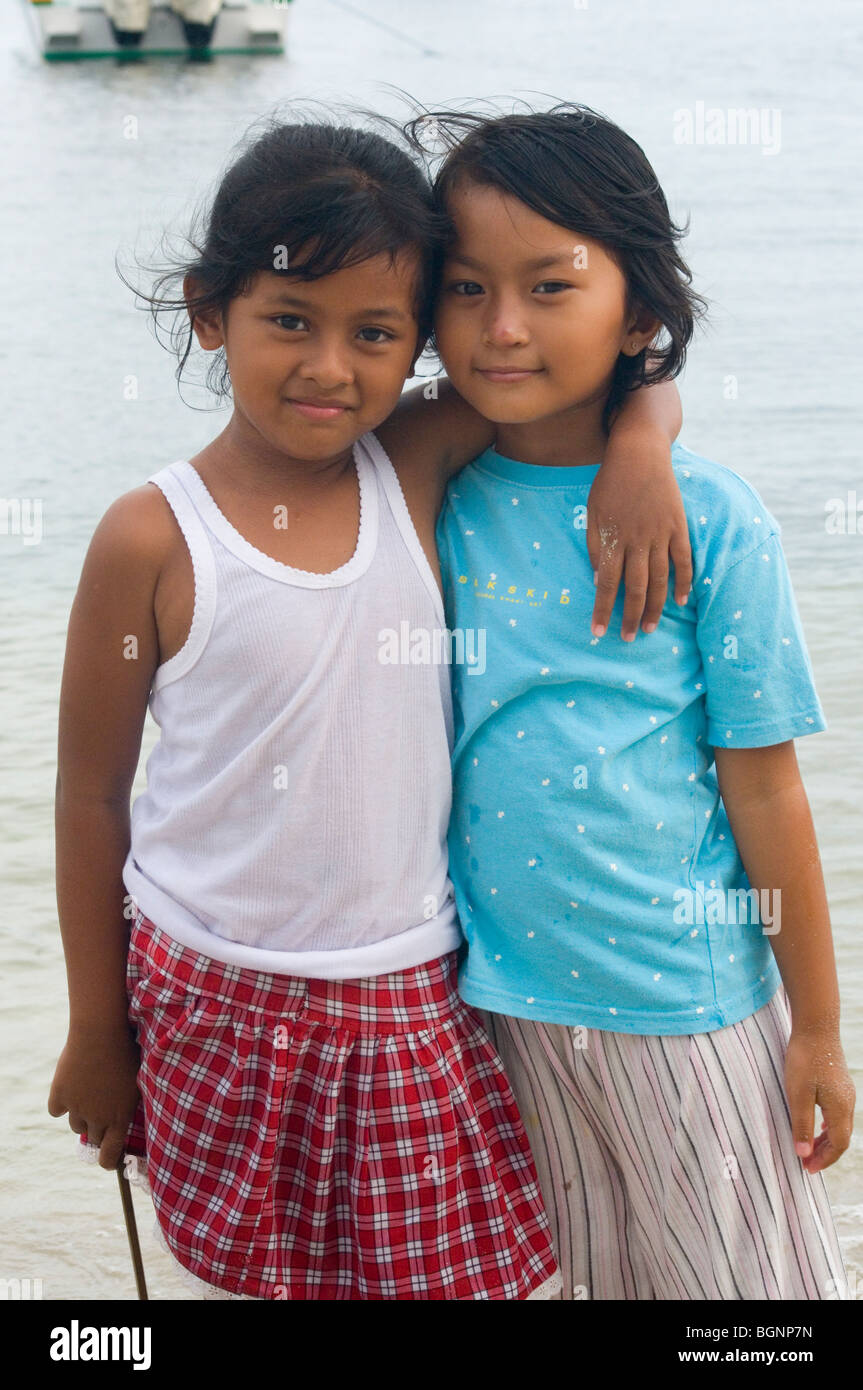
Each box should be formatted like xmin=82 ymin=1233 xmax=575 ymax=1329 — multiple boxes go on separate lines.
xmin=435 ymin=181 xmax=653 ymax=426
xmin=193 ymin=250 xmax=422 ymax=464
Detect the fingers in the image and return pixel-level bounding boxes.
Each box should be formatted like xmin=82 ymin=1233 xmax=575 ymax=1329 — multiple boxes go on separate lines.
xmin=619 ymin=551 xmax=650 ymax=642
xmin=787 ymin=1073 xmax=816 ymax=1162
xmin=591 ymin=541 xmax=624 ymax=638
xmin=47 ymin=1089 xmax=68 ymax=1119
xmin=641 ymin=546 xmax=670 ymax=633
xmin=670 ymin=528 xmax=693 ymax=606
xmin=98 ymin=1126 xmax=129 ymax=1172
xmin=592 ymin=539 xmax=681 ymax=641
xmin=802 ymin=1093 xmax=855 ymax=1174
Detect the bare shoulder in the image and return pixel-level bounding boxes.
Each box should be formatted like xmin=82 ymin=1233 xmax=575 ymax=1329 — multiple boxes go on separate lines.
xmin=82 ymin=481 xmax=184 ymax=580
xmin=376 ymin=381 xmax=493 ymax=525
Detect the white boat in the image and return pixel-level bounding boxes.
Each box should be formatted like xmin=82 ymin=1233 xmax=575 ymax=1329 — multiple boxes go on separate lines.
xmin=26 ymin=0 xmax=290 ymax=59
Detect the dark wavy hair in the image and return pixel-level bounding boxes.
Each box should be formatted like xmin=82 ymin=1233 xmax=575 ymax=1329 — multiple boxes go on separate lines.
xmin=405 ymin=102 xmax=707 ymax=425
xmin=125 ymin=112 xmax=448 ymax=401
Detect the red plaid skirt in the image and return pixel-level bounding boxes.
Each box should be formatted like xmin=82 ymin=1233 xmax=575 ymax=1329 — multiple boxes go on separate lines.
xmin=116 ymin=911 xmax=560 ymax=1300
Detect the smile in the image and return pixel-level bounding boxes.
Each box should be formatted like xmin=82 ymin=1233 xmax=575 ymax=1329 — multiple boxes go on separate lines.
xmin=475 ymin=367 xmax=543 ymax=383
xmin=284 ymin=399 xmax=352 ymax=420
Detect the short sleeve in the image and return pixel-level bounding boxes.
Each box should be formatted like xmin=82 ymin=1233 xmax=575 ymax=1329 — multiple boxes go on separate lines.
xmin=696 ymin=531 xmax=826 ymax=748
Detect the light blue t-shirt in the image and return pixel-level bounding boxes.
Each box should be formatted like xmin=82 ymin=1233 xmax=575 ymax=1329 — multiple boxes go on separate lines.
xmin=435 ymin=442 xmax=826 ymax=1035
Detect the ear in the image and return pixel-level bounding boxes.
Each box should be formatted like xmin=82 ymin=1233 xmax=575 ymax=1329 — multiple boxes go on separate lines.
xmin=184 ymin=273 xmax=225 ymax=351
xmin=621 ymin=303 xmax=661 ymax=358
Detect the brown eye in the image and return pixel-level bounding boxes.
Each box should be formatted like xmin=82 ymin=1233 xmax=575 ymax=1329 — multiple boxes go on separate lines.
xmin=357 ymin=327 xmax=395 ymax=343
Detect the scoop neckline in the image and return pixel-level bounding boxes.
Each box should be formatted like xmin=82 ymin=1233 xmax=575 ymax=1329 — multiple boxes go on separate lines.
xmin=171 ymin=444 xmax=377 ymax=588
xmin=472 ymin=447 xmax=603 ymax=488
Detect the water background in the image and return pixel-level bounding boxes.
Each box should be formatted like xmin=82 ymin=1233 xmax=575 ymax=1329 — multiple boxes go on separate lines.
xmin=1 ymin=0 xmax=861 ymax=1299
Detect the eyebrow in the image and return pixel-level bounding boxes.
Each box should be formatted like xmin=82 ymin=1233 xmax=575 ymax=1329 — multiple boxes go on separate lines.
xmin=446 ymin=252 xmax=576 ymax=273
xmin=263 ymin=293 xmax=411 ymax=322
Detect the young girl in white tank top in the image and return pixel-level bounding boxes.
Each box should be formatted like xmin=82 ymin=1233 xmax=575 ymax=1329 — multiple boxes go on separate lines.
xmin=47 ymin=114 xmax=685 ymax=1299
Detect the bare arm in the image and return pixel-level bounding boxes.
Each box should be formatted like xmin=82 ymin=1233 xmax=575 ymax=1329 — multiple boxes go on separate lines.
xmin=376 ymin=377 xmax=494 ymax=522
xmin=380 ymin=373 xmax=689 ymax=635
xmin=588 ymin=377 xmax=691 ymax=642
xmin=48 ymin=487 xmax=170 ymax=1169
xmin=715 ymin=742 xmax=855 ymax=1173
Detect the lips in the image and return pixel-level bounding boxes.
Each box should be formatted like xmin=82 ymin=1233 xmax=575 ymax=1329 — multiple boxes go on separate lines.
xmin=475 ymin=366 xmax=542 ymax=382
xmin=285 ymin=397 xmax=353 ymax=420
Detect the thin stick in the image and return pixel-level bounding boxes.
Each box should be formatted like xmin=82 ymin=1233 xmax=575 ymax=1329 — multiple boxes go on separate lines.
xmin=117 ymin=1161 xmax=149 ymax=1301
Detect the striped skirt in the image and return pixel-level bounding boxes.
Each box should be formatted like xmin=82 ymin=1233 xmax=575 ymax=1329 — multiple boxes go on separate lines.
xmin=481 ymin=989 xmax=849 ymax=1300
xmin=115 ymin=911 xmax=561 ymax=1300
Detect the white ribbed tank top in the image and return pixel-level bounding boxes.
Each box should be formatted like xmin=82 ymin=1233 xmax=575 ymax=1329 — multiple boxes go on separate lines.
xmin=122 ymin=431 xmax=460 ymax=978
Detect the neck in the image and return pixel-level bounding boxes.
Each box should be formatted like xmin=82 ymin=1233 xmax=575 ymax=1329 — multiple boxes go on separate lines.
xmin=195 ymin=411 xmax=356 ymax=498
xmin=494 ymin=394 xmax=608 ymax=468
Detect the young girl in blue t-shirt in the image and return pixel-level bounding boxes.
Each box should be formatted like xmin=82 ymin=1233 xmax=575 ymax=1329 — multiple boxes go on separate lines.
xmin=424 ymin=104 xmax=855 ymax=1299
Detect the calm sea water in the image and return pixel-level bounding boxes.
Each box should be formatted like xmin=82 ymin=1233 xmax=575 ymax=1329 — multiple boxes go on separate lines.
xmin=1 ymin=0 xmax=861 ymax=1299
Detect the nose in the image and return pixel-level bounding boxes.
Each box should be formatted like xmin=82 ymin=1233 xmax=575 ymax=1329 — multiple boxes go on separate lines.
xmin=296 ymin=335 xmax=355 ymax=390
xmin=481 ymin=292 xmax=530 ymax=350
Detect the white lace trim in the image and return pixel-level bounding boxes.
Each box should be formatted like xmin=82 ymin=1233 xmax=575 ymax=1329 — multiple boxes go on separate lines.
xmin=525 ymin=1269 xmax=564 ymax=1300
